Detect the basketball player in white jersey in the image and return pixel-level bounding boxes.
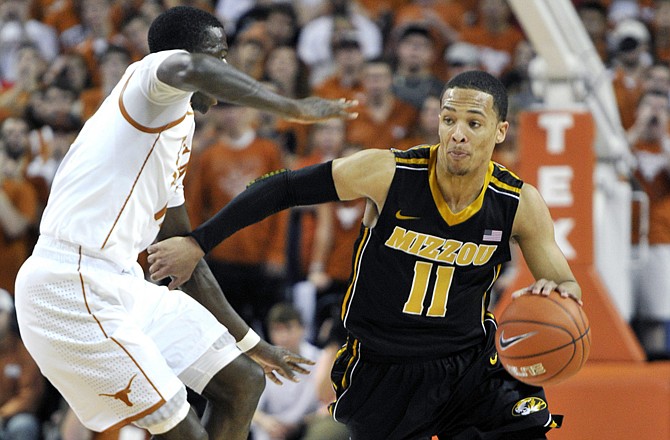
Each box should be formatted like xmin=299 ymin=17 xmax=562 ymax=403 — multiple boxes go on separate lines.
xmin=13 ymin=6 xmax=356 ymax=440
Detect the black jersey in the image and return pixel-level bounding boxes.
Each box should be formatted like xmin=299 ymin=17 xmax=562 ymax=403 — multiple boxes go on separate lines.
xmin=340 ymin=145 xmax=523 ymax=359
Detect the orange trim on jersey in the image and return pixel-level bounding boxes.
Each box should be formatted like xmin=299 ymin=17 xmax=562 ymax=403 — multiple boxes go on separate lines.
xmin=429 ymin=148 xmax=493 ymax=226
xmin=105 ymin=399 xmax=166 ymax=432
xmin=341 ymin=228 xmax=370 ymax=321
xmin=154 ymin=203 xmax=168 ymax=221
xmin=76 ymin=248 xmax=168 ymax=428
xmin=78 ymin=246 xmax=109 ymax=338
xmin=118 ymin=71 xmax=189 ymax=134
xmin=101 ymin=134 xmax=162 ymax=250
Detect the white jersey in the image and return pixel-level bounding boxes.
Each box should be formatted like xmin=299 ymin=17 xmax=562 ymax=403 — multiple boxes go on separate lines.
xmin=40 ymin=50 xmax=195 ymax=269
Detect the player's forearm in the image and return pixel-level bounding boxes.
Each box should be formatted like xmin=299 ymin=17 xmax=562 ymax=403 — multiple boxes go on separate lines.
xmin=187 ymin=54 xmax=300 ymax=118
xmin=180 ymin=259 xmax=249 ymax=339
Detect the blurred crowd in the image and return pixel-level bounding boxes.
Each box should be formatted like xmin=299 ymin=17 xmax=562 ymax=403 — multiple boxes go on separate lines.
xmin=1 ymin=0 xmax=670 ymax=439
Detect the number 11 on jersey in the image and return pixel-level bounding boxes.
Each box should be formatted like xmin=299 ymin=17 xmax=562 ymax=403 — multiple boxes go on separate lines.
xmin=403 ymin=262 xmax=455 ymax=317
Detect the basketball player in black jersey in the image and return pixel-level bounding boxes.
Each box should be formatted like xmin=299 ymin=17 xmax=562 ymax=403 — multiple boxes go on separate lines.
xmin=147 ymin=70 xmax=583 ymax=439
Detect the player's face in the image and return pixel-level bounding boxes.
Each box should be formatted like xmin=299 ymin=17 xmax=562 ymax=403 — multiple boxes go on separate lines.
xmin=438 ymin=88 xmax=508 ymax=176
xmin=191 ymin=26 xmax=228 ymax=114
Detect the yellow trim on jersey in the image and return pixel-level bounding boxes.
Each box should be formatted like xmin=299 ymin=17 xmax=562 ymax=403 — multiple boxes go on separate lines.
xmin=395 ymin=157 xmax=429 ymax=165
xmin=341 ymin=339 xmax=359 ymax=389
xmin=118 ymin=71 xmax=190 ymax=134
xmin=341 ymin=227 xmax=370 ymax=321
xmin=429 ymin=148 xmax=494 ymax=225
xmin=490 ymin=175 xmax=521 ymax=195
xmin=481 ymin=264 xmax=501 ymax=323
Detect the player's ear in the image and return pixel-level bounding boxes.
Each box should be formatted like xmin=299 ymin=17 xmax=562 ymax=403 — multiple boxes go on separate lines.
xmin=495 ymin=121 xmax=509 ymax=144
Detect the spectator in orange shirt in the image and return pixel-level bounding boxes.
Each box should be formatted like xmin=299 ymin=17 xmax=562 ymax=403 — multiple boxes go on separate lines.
xmin=651 ymin=0 xmax=670 ymax=64
xmin=306 ymin=171 xmax=365 ymax=346
xmin=64 ymin=0 xmax=117 ymax=87
xmin=263 ymin=45 xmax=311 ymax=157
xmin=291 ymin=119 xmax=350 ymax=284
xmin=609 ymin=18 xmax=652 ymax=129
xmin=576 ymin=1 xmax=610 ymax=62
xmin=297 ymin=0 xmax=383 ymax=86
xmin=391 ymin=0 xmax=465 ymax=80
xmin=0 ymin=120 xmax=38 ymax=294
xmin=227 ymin=22 xmax=271 ymax=81
xmin=312 ymin=32 xmax=365 ymax=103
xmin=459 ymin=0 xmax=526 ymax=76
xmin=112 ymin=13 xmax=151 ymax=62
xmin=390 ymin=24 xmax=444 ymax=110
xmin=346 ymin=58 xmax=418 ymax=150
xmin=79 ymin=45 xmax=131 ymax=121
xmin=626 ymin=89 xmax=670 ymax=358
xmin=288 ymin=120 xmax=364 ymax=345
xmin=186 ymin=102 xmax=289 ymax=336
xmin=2 ymin=116 xmax=49 ymax=249
xmin=0 ymin=44 xmax=47 ymax=122
xmin=394 ymin=93 xmax=440 ymax=151
xmin=0 ymin=289 xmax=44 ymax=440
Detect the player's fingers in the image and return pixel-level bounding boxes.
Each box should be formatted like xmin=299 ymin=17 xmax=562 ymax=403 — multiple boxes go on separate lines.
xmin=275 ymin=366 xmax=299 ymax=383
xmin=286 ymin=354 xmax=315 ymax=366
xmin=558 ymin=289 xmax=584 ymax=306
xmin=530 ymin=279 xmax=555 ymax=295
xmin=511 ymin=287 xmax=530 ymax=299
xmin=286 ymin=362 xmax=311 ymax=375
xmin=265 ymin=371 xmax=283 ymax=385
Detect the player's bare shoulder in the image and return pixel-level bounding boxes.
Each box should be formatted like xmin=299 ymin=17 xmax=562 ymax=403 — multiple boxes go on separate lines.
xmin=332 ymin=148 xmax=396 ymax=206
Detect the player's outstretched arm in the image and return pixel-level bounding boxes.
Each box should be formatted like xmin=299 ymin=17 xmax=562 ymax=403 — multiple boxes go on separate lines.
xmin=511 ymin=183 xmax=582 ymax=304
xmin=148 ymin=149 xmax=396 ymax=287
xmin=157 ymin=52 xmax=357 ymax=122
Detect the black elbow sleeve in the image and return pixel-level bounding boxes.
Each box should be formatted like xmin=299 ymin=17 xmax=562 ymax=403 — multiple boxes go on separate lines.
xmin=189 ymin=161 xmax=340 ymax=254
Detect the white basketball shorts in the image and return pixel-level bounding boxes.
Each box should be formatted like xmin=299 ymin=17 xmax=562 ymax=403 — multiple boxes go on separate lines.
xmin=14 ymin=236 xmax=241 ymax=432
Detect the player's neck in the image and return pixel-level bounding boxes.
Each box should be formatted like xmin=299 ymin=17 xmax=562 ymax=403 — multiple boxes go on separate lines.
xmin=437 ymin=165 xmax=488 ymax=214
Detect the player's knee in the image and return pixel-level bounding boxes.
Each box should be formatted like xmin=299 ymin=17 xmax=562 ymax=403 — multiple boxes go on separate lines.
xmin=231 ymin=358 xmax=265 ymax=407
xmin=205 ymin=356 xmax=265 ymax=409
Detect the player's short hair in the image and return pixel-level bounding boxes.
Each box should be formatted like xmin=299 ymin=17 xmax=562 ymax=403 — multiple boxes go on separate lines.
xmin=443 ymin=70 xmax=509 ymax=122
xmin=148 ymin=6 xmax=224 ymax=54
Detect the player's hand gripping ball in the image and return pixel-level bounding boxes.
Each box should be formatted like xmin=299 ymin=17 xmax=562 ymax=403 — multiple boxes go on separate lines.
xmin=495 ymin=291 xmax=591 ymax=386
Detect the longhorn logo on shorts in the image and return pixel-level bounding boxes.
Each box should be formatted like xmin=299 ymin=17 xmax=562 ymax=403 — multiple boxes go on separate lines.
xmin=512 ymin=397 xmax=547 ymax=416
xmin=99 ymin=374 xmax=137 ymax=407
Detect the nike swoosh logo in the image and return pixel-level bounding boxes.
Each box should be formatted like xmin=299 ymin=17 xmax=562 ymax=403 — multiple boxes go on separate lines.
xmin=395 ymin=210 xmax=420 ymax=220
xmin=489 ymin=353 xmax=498 ymax=365
xmin=498 ymin=330 xmax=538 ymax=350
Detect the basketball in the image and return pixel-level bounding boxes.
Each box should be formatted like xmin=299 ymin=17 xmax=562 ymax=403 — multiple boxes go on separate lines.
xmin=495 ymin=291 xmax=591 ymax=386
